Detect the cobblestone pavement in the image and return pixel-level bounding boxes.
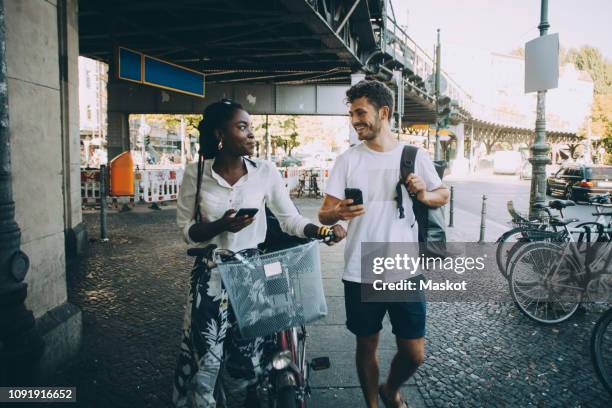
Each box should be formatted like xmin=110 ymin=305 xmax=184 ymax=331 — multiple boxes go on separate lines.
xmin=52 ymin=198 xmax=610 ymax=407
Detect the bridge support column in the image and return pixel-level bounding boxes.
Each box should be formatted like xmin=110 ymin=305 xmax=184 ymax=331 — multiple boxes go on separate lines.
xmin=348 ymin=72 xmax=366 ymax=146
xmin=449 ymin=123 xmax=469 ymax=176
xmin=106 ymin=110 xmax=130 ymax=162
xmin=106 ymin=66 xmax=132 ymax=161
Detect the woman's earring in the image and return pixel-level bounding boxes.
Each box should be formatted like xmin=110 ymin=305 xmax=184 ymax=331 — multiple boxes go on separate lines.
xmin=218 ymin=139 xmax=223 ymax=150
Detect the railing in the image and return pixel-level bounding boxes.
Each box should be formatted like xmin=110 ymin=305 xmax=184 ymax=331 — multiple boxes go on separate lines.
xmin=380 ymin=12 xmax=578 ymax=133
xmin=81 ymin=167 xmax=184 ymax=207
xmin=380 ymin=14 xmax=473 ymax=111
xmin=82 ymin=166 xmax=330 ymax=208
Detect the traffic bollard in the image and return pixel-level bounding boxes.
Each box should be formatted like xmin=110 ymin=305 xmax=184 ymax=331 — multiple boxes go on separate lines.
xmin=100 ymin=165 xmax=109 ymax=242
xmin=478 ymin=194 xmax=487 ymax=243
xmin=448 ymin=185 xmax=454 ymax=227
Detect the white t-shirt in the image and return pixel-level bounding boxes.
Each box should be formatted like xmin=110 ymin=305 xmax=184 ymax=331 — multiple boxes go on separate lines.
xmin=325 ymin=142 xmax=443 ymax=283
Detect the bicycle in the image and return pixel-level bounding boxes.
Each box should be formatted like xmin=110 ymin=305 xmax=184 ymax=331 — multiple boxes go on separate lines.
xmin=496 ymin=199 xmax=580 ymax=279
xmin=506 ymin=217 xmax=612 ymax=324
xmin=187 ymin=227 xmax=337 ymax=407
xmin=497 ymin=194 xmax=612 ymax=279
xmin=591 ymin=307 xmax=612 ymax=396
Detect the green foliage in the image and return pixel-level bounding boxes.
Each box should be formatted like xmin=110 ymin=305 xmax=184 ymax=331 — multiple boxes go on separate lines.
xmin=252 ymin=115 xmax=301 ymax=156
xmin=145 ymin=114 xmax=202 ymax=136
xmin=564 ymin=46 xmax=612 ymax=95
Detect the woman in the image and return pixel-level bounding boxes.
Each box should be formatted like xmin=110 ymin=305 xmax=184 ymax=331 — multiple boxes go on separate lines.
xmin=173 ymin=99 xmax=345 ymax=407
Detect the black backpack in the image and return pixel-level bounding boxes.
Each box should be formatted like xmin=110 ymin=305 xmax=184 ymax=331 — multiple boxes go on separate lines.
xmin=394 ymin=145 xmax=447 ymax=257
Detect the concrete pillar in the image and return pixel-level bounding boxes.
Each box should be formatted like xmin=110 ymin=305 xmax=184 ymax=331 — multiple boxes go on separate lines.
xmin=449 ymin=122 xmax=469 ymax=176
xmin=5 ymin=0 xmax=82 ymax=379
xmin=59 ymin=0 xmax=87 ymax=259
xmin=106 ymin=62 xmax=131 ymax=162
xmin=106 ymin=111 xmax=131 ymax=161
xmin=347 ymin=72 xmax=366 ymax=147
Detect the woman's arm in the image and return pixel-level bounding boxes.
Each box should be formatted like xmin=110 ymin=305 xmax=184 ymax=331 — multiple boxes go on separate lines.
xmin=188 ymin=210 xmax=255 ymax=243
xmin=176 ymin=164 xmax=254 ymax=244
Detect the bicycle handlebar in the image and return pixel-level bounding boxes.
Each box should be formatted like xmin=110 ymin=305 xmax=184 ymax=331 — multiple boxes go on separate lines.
xmin=589 ymin=193 xmax=611 ymax=205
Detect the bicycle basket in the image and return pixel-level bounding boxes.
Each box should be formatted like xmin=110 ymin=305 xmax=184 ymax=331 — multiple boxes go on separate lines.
xmin=215 ymin=240 xmax=327 ymax=339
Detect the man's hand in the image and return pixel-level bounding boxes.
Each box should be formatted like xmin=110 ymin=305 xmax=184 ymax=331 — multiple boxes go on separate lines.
xmin=220 ymin=209 xmax=255 ymax=233
xmin=336 ymin=199 xmax=366 ymax=221
xmin=406 ymin=173 xmax=426 ymax=195
xmin=319 ymin=194 xmax=365 ymax=225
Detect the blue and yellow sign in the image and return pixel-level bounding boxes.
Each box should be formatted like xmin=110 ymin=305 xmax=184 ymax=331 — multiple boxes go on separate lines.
xmin=116 ymin=47 xmax=205 ymax=98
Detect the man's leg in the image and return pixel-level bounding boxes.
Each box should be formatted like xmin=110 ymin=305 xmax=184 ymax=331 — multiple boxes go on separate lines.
xmin=343 ymin=280 xmax=387 ymax=408
xmin=380 ymin=337 xmax=425 ymax=406
xmin=381 ymin=288 xmax=426 ymax=407
xmin=356 ymin=333 xmax=381 ymax=408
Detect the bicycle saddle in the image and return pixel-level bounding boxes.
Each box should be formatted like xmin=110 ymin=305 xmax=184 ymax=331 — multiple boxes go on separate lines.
xmin=533 ymin=202 xmax=548 ymax=209
xmin=548 ymin=199 xmax=576 ymax=210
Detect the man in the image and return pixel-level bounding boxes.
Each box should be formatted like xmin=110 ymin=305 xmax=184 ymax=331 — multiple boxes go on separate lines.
xmin=319 ymin=80 xmax=449 ymax=408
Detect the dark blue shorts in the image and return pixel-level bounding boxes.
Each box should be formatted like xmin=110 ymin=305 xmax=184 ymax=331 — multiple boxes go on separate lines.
xmin=343 ymin=277 xmax=427 ymax=340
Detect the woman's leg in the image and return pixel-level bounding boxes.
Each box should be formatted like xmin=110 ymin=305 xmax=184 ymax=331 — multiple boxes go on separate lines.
xmin=219 ymin=307 xmax=271 ymax=406
xmin=173 ymin=264 xmax=231 ymax=407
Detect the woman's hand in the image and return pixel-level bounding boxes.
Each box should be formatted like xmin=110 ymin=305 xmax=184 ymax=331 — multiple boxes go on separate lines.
xmin=330 ymin=224 xmax=346 ymax=243
xmin=220 ymin=209 xmax=255 ymax=233
xmin=304 ymin=223 xmax=347 ymax=246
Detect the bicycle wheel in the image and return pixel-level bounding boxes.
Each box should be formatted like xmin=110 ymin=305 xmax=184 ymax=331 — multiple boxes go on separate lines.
xmin=591 ymin=308 xmax=612 ymax=395
xmin=496 ymin=227 xmax=557 ymax=279
xmin=508 ymin=242 xmax=583 ymax=324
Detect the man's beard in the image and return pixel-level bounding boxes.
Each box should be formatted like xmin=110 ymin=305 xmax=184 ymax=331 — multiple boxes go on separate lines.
xmin=356 ymin=116 xmax=382 ymax=141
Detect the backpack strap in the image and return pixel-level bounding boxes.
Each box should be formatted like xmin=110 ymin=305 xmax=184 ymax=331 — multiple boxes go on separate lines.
xmin=194 ymin=154 xmax=205 ymax=223
xmin=395 ymin=145 xmax=418 ymax=219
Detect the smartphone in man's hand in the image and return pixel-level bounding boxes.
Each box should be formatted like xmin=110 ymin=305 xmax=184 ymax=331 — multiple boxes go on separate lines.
xmin=344 ymin=188 xmax=363 ymax=205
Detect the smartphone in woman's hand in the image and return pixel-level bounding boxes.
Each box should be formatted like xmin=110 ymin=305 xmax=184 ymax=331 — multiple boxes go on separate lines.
xmin=235 ymin=208 xmax=259 ymax=218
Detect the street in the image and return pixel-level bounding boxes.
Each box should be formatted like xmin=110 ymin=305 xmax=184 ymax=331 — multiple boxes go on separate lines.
xmin=446 ymin=174 xmax=599 ymax=239
xmin=48 ymin=175 xmax=611 ymax=407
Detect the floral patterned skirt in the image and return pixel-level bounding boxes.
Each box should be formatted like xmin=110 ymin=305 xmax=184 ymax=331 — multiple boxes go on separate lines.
xmin=172 ymin=254 xmax=271 ymax=407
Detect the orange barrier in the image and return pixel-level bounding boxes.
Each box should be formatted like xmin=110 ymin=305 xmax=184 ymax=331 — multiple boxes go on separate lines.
xmin=110 ymin=151 xmax=134 ymax=196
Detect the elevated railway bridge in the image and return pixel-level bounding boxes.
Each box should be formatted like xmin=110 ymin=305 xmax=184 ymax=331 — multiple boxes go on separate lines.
xmin=79 ymin=0 xmax=580 ymax=161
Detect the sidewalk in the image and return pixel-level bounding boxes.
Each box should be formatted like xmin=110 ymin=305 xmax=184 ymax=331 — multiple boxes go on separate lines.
xmin=52 ymin=200 xmax=609 ymax=408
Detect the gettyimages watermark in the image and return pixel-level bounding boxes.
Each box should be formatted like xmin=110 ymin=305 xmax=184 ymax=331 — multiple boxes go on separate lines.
xmin=359 ymin=242 xmax=612 ymax=302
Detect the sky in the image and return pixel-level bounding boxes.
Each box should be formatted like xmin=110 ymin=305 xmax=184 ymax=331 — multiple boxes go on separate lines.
xmin=392 ymin=0 xmax=612 ymax=60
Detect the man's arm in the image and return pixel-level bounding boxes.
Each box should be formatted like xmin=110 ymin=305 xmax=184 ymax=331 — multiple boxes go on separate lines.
xmin=319 ymin=194 xmax=365 ymax=225
xmin=406 ymin=174 xmax=449 ymax=208
xmin=417 ymin=186 xmax=449 ymax=208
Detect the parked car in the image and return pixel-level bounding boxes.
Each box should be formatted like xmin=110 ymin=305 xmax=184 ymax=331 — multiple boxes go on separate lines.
xmin=493 ymin=151 xmax=522 ymax=175
xmin=546 ymin=164 xmax=612 ymax=201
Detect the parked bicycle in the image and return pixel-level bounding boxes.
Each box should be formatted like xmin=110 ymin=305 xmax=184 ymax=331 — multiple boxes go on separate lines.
xmin=296 ymin=169 xmax=321 ymax=198
xmin=506 ymin=213 xmax=611 ymax=324
xmin=496 ymin=193 xmax=612 ymax=279
xmin=187 ymin=227 xmax=336 ymax=407
xmin=591 ymin=307 xmax=612 ymax=396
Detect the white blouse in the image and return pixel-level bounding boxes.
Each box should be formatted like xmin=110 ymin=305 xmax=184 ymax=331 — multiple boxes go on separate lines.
xmin=176 ymin=157 xmax=310 ymax=252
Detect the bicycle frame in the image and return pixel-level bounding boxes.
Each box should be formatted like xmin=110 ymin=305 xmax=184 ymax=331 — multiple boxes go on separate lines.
xmin=269 ymin=326 xmax=309 ymax=407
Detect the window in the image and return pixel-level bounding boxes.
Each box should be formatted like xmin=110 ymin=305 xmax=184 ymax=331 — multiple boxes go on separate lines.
xmin=86 ymin=105 xmax=92 ymax=120
xmin=85 ymin=70 xmax=91 ymax=88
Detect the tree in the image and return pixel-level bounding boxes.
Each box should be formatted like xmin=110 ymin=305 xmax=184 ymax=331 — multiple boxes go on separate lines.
xmin=564 ymin=46 xmax=612 ymax=95
xmin=274 ymin=117 xmax=300 ymax=156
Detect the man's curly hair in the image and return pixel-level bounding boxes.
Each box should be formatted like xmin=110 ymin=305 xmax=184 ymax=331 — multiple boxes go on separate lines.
xmin=345 ymin=80 xmax=395 ymax=122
